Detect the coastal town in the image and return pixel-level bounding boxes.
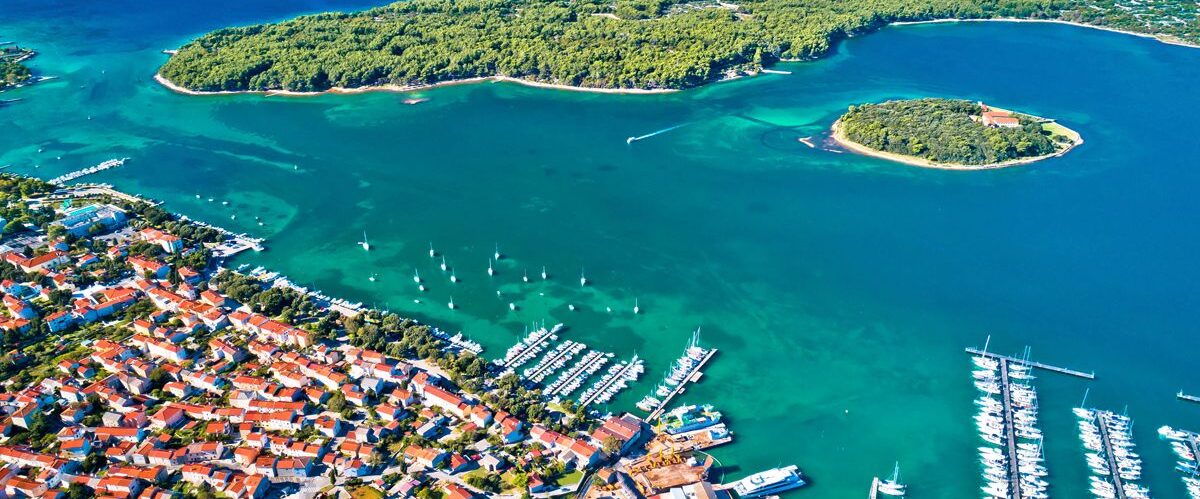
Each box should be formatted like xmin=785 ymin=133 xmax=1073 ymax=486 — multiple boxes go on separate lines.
xmin=0 ymin=172 xmax=803 ymax=499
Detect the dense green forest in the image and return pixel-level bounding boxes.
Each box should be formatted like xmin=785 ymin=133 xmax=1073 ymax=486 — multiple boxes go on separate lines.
xmin=836 ymin=98 xmax=1063 ymax=165
xmin=0 ymin=46 xmax=34 ymax=91
xmin=158 ymin=0 xmax=1198 ymax=92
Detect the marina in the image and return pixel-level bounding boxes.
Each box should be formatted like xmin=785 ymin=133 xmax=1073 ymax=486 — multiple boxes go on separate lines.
xmin=971 ymin=350 xmax=1050 ymax=499
xmin=543 ymin=349 xmax=609 ymax=398
xmin=523 ymin=340 xmax=585 ymax=383
xmin=495 ymin=322 xmax=564 ymax=368
xmin=1158 ymin=425 xmax=1200 ymax=498
xmin=577 ymin=354 xmax=644 ymax=407
xmin=47 ymin=157 xmax=128 ymax=185
xmin=1075 ymin=408 xmax=1150 ymax=499
xmin=643 ymin=328 xmax=715 ymax=419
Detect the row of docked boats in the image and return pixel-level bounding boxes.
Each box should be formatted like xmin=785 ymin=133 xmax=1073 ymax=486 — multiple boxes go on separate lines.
xmin=496 ymin=322 xmax=563 ymax=368
xmin=1158 ymin=425 xmax=1200 ymax=498
xmin=637 ymin=329 xmax=712 ymax=412
xmin=48 ymin=157 xmax=128 ymax=185
xmin=524 ymin=340 xmax=585 ymax=383
xmin=544 ymin=350 xmax=611 ymax=398
xmin=577 ymin=355 xmax=645 ymax=406
xmin=1075 ymin=408 xmax=1150 ymax=499
xmin=972 ymin=354 xmax=1050 ymax=499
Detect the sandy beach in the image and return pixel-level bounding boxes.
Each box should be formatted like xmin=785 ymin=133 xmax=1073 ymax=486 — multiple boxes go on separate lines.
xmin=829 ymin=118 xmax=1084 ymax=171
xmin=155 ymin=73 xmax=678 ymax=97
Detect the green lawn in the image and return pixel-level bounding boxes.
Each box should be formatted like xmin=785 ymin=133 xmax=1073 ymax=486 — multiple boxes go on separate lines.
xmin=350 ymin=486 xmax=385 ymax=499
xmin=556 ymin=470 xmax=584 ymax=486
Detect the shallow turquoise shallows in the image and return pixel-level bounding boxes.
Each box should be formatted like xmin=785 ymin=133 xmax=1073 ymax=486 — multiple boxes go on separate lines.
xmin=3 ymin=1 xmax=1200 ymax=497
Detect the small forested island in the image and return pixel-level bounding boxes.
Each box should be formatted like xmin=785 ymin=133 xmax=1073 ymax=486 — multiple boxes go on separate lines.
xmin=832 ymin=98 xmax=1082 ymax=169
xmin=0 ymin=45 xmax=36 ymax=91
xmin=156 ymin=0 xmax=1200 ymax=94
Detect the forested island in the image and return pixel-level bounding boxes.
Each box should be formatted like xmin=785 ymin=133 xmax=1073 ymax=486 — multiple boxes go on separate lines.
xmin=0 ymin=45 xmax=35 ymax=91
xmin=156 ymin=0 xmax=1199 ymax=94
xmin=831 ymin=98 xmax=1082 ymax=169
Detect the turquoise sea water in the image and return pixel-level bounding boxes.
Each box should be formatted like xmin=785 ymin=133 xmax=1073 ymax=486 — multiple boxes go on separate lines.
xmin=4 ymin=2 xmax=1200 ymax=497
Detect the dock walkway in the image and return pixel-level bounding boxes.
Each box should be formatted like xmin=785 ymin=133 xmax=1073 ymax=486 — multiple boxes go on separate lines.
xmin=868 ymin=477 xmax=879 ymax=499
xmin=647 ymin=349 xmax=718 ymax=421
xmin=1177 ymin=391 xmax=1200 ymax=404
xmin=1095 ymin=411 xmax=1128 ymax=499
xmin=966 ymin=347 xmax=1095 ymax=379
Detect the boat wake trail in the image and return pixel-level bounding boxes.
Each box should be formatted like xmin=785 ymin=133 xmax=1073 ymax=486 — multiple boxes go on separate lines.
xmin=626 ymin=123 xmax=688 ymax=144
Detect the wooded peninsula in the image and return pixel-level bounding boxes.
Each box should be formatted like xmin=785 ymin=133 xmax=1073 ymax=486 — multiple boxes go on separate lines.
xmin=0 ymin=45 xmax=35 ymax=91
xmin=156 ymin=0 xmax=1200 ymax=93
xmin=832 ymin=98 xmax=1082 ymax=169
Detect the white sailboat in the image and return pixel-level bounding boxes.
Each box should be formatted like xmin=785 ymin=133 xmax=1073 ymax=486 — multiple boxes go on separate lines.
xmin=488 ymin=258 xmax=495 ymax=276
xmin=447 ymin=296 xmax=456 ymax=309
xmin=541 ymin=266 xmax=548 ymax=280
xmin=359 ymin=230 xmax=371 ymax=251
xmin=428 ymin=242 xmax=435 ymax=258
xmin=418 ymin=284 xmax=426 ymax=292
xmin=633 ymin=298 xmax=640 ymax=314
xmin=450 ymin=271 xmax=458 ymax=283
xmin=494 ymin=243 xmax=502 ymax=260
xmin=878 ymin=462 xmax=906 ymax=496
xmin=440 ymin=256 xmax=448 ymax=272
xmin=509 ymin=302 xmax=517 ymax=311
xmin=368 ymin=274 xmax=377 ymax=282
xmin=522 ymin=269 xmax=529 ymax=283
xmin=568 ymin=304 xmax=576 ymax=311
xmin=580 ymin=268 xmax=588 ymax=287
xmin=412 ymin=269 xmax=421 ymax=283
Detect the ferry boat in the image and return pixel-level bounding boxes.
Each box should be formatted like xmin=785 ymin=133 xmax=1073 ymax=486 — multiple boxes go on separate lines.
xmin=730 ymin=465 xmax=805 ymax=498
xmin=658 ymin=404 xmax=722 ymax=435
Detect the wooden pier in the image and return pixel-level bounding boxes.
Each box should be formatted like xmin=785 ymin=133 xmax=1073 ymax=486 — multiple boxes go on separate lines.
xmin=1177 ymin=391 xmax=1200 ymax=404
xmin=1094 ymin=411 xmax=1129 ymax=499
xmin=646 ymin=349 xmax=718 ymax=421
xmin=966 ymin=347 xmax=1095 ymax=380
xmin=868 ymin=477 xmax=879 ymax=499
